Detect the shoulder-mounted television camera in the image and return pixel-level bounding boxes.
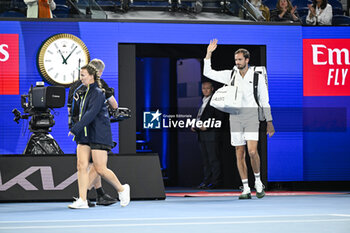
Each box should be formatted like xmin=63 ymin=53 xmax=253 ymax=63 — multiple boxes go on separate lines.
xmin=109 ymin=107 xmax=131 ymax=122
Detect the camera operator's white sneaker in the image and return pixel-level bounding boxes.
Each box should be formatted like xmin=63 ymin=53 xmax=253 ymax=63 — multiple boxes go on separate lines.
xmin=68 ymin=197 xmax=89 ymax=209
xmin=118 ymin=184 xmax=130 ymax=207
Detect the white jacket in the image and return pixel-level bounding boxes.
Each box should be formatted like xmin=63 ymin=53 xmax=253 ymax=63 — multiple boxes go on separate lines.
xmin=203 ymin=58 xmax=273 ymax=121
xmin=306 ymin=4 xmax=333 ymax=25
xmin=24 ymin=0 xmax=56 ymax=18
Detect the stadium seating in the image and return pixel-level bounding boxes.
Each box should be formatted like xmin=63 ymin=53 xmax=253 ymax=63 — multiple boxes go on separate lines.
xmin=262 ymin=0 xmax=278 ymax=10
xmin=0 ymin=9 xmax=25 ymax=17
xmin=327 ymin=0 xmax=344 ymax=15
xmin=332 ymin=15 xmax=350 ymax=25
xmin=291 ymin=0 xmax=312 ymax=17
xmin=300 ymin=14 xmax=307 ymax=24
xmin=53 ymin=4 xmax=70 ymax=18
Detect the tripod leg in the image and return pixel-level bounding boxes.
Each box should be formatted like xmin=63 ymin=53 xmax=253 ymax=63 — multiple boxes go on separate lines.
xmin=24 ymin=133 xmax=64 ymax=155
xmin=23 ymin=134 xmax=34 ymax=154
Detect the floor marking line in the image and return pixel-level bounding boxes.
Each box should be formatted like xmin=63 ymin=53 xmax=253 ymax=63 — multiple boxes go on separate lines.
xmin=0 ymin=214 xmax=340 ymax=224
xmin=1 ymin=218 xmax=350 ymax=229
xmin=330 ymin=214 xmax=350 ymax=217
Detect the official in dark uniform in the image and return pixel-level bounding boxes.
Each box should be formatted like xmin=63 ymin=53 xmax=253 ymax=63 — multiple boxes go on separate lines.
xmin=193 ymin=81 xmax=226 ymax=189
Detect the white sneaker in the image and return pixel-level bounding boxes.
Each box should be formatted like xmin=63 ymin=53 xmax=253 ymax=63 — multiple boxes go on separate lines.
xmin=118 ymin=184 xmax=130 ymax=207
xmin=255 ymin=182 xmax=264 ymax=193
xmin=255 ymin=182 xmax=266 ymax=199
xmin=239 ymin=186 xmax=251 ymax=199
xmin=68 ymin=197 xmax=89 ymax=209
xmin=242 ymin=188 xmax=251 ymax=195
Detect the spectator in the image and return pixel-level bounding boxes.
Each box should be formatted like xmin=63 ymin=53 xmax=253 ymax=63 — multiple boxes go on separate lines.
xmin=239 ymin=0 xmax=270 ymax=21
xmin=306 ymin=0 xmax=333 ymax=25
xmin=270 ymin=0 xmax=300 ymax=22
xmin=24 ymin=0 xmax=56 ymax=18
xmin=250 ymin=0 xmax=270 ymax=21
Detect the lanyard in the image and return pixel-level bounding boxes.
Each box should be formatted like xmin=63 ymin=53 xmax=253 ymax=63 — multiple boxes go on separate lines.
xmin=79 ymin=85 xmax=90 ymax=121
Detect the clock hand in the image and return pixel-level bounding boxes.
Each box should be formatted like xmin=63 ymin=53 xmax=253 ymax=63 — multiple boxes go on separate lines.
xmin=58 ymin=49 xmax=67 ymax=64
xmin=64 ymin=46 xmax=78 ymax=63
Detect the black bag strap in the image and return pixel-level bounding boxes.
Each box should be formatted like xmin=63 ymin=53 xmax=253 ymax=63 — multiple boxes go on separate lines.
xmin=252 ymin=66 xmax=266 ymax=107
xmin=230 ymin=69 xmax=237 ymax=86
xmin=253 ymin=71 xmax=260 ymax=107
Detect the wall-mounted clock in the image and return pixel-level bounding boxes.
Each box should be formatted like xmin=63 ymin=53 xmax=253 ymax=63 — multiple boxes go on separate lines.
xmin=37 ymin=33 xmax=90 ymax=87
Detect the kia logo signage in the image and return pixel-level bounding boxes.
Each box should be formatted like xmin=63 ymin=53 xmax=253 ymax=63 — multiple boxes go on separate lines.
xmin=303 ymin=39 xmax=350 ymax=96
xmin=0 ymin=166 xmax=77 ymax=191
xmin=0 ymin=34 xmax=19 ymax=95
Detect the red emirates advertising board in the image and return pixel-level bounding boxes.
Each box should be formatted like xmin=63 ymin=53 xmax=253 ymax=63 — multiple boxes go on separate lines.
xmin=303 ymin=39 xmax=350 ymax=96
xmin=0 ymin=34 xmax=19 ymax=95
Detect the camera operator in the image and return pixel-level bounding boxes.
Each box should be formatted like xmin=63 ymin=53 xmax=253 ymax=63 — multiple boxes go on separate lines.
xmin=67 ymin=58 xmax=118 ymax=207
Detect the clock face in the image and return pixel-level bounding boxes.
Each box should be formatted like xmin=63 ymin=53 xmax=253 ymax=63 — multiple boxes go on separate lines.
xmin=38 ymin=34 xmax=90 ymax=86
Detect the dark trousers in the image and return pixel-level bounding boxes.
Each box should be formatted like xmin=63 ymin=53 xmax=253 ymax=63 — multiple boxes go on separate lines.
xmin=199 ymin=140 xmax=221 ymax=185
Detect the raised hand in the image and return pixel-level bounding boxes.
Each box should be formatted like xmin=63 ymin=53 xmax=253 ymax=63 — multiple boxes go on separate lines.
xmin=207 ymin=39 xmax=218 ymax=53
xmin=205 ymin=39 xmax=218 ymax=59
xmin=308 ymin=4 xmax=315 ymax=17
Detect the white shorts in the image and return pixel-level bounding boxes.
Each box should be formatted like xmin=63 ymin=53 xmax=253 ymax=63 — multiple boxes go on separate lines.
xmin=229 ymin=112 xmax=259 ymax=146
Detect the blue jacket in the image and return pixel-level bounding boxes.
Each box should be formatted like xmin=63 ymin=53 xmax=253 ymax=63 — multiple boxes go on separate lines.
xmin=70 ymin=82 xmax=113 ymax=147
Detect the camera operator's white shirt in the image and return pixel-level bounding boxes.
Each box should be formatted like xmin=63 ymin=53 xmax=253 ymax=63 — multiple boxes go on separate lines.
xmin=203 ymin=58 xmax=272 ymax=121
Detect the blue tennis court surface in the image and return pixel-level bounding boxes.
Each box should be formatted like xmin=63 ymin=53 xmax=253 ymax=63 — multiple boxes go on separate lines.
xmin=1 ymin=193 xmax=349 ymax=233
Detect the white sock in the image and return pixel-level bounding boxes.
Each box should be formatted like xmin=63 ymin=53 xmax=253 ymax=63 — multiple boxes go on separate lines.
xmin=254 ymin=173 xmax=262 ymax=184
xmin=242 ymin=179 xmax=250 ymax=192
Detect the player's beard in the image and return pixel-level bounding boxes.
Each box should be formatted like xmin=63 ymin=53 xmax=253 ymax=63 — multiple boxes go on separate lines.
xmin=237 ymin=63 xmax=247 ymax=70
